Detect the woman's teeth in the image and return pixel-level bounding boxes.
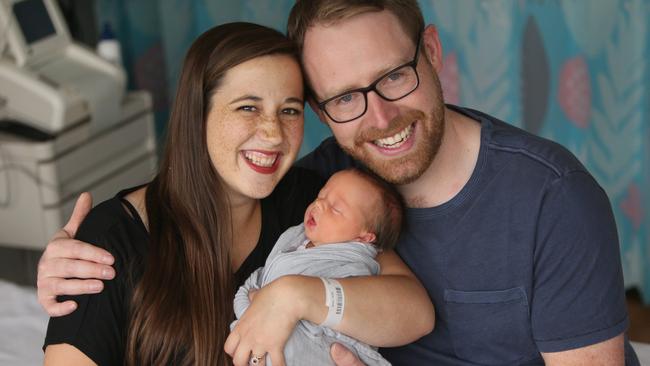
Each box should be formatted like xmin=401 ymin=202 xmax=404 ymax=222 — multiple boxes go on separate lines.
xmin=244 ymin=151 xmax=277 ymax=167
xmin=374 ymin=124 xmax=413 ymax=148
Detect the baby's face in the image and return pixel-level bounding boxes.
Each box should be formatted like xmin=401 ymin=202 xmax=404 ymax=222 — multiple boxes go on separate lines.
xmin=304 ymin=171 xmax=378 ymax=246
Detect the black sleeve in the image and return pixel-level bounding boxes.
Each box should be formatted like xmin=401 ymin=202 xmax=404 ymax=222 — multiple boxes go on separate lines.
xmin=44 ymin=200 xmax=137 ymax=366
xmin=294 ymin=137 xmax=363 ymax=180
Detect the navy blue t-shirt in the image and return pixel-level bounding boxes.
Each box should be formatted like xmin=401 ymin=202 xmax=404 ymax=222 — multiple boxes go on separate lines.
xmin=297 ymin=105 xmax=637 ymax=365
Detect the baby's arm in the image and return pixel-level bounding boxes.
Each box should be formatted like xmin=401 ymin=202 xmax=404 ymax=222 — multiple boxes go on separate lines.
xmin=233 ymin=267 xmax=263 ymax=319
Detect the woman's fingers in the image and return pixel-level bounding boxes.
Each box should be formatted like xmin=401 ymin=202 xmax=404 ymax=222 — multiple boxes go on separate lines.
xmin=231 ymin=339 xmax=252 ymax=366
xmin=268 ymin=349 xmax=285 ymax=366
xmin=224 ymin=331 xmax=240 ymax=357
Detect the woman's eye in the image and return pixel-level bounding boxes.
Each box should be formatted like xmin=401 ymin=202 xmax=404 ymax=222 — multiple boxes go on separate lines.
xmin=238 ymin=105 xmax=257 ymax=112
xmin=282 ymin=108 xmax=302 ymax=116
xmin=332 ymin=207 xmax=342 ymax=215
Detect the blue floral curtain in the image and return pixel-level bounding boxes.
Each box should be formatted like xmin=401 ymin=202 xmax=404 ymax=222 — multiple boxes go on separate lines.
xmin=95 ymin=0 xmax=650 ymax=302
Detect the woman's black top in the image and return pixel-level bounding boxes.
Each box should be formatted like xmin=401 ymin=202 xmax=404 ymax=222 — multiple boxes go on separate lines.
xmin=43 ymin=167 xmax=324 ymax=365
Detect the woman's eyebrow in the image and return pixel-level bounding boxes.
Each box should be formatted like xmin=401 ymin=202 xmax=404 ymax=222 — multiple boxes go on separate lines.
xmin=285 ymin=97 xmax=304 ymax=104
xmin=229 ymin=95 xmax=262 ymax=104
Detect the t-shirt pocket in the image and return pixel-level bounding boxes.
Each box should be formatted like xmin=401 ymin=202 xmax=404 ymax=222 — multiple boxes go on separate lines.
xmin=444 ymin=286 xmax=538 ymax=365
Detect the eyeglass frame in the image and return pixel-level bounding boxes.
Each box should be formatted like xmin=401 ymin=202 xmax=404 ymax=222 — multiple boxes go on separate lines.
xmin=315 ymin=32 xmax=423 ymax=124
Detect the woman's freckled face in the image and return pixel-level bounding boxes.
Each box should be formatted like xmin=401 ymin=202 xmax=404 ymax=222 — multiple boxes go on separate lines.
xmin=205 ymin=54 xmax=305 ymax=202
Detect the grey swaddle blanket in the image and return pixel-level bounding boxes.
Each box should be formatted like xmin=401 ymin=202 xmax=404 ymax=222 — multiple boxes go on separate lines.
xmin=232 ymin=223 xmax=391 ymax=366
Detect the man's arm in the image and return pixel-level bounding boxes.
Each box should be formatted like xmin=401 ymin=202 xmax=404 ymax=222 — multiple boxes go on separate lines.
xmin=317 ymin=250 xmax=435 ymax=346
xmin=37 ymin=193 xmax=116 ymax=316
xmin=541 ymin=334 xmax=624 ymax=366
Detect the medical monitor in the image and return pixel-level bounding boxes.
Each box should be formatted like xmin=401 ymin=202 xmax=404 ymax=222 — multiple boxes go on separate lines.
xmin=0 ymin=0 xmax=70 ymax=66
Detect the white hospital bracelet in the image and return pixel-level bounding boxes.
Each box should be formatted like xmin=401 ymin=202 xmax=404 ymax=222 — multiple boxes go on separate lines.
xmin=319 ymin=277 xmax=345 ymax=328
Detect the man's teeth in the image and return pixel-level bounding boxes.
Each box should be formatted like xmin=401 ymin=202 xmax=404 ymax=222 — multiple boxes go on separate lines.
xmin=374 ymin=124 xmax=413 ymax=148
xmin=244 ymin=151 xmax=277 ymax=167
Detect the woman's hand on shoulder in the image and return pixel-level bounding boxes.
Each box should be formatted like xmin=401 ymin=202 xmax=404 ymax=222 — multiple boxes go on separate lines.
xmin=37 ymin=193 xmax=116 ymax=317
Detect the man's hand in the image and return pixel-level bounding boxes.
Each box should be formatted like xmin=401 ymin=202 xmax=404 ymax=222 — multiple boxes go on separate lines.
xmin=331 ymin=343 xmax=366 ymax=366
xmin=36 ymin=193 xmax=115 ymax=316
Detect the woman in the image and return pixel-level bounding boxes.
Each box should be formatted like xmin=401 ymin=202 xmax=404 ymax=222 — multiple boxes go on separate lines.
xmin=42 ymin=23 xmax=433 ymax=366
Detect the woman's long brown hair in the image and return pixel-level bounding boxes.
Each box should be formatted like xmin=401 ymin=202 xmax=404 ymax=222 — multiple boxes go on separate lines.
xmin=125 ymin=23 xmax=299 ymax=366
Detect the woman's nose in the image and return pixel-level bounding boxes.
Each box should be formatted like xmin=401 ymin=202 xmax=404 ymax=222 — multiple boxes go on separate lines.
xmin=258 ymin=114 xmax=283 ymax=144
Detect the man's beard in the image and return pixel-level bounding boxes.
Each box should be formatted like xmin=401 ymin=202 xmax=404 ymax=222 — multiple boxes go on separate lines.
xmin=340 ymin=83 xmax=446 ymax=185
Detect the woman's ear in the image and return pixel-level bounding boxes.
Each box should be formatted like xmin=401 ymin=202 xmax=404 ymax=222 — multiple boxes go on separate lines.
xmin=422 ymin=24 xmax=443 ymax=74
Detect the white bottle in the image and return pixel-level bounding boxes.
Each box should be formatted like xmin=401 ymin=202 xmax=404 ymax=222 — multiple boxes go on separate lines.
xmin=96 ymin=22 xmax=122 ymax=67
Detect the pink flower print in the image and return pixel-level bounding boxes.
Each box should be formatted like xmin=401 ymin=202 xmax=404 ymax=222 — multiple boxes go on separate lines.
xmin=439 ymin=52 xmax=459 ymax=105
xmin=620 ymin=183 xmax=643 ymax=231
xmin=558 ymin=56 xmax=591 ymax=128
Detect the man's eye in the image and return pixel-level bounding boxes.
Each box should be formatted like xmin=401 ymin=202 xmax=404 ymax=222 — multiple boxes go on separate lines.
xmin=334 ymin=93 xmax=355 ymax=106
xmin=386 ymin=71 xmax=405 ymax=82
xmin=238 ymin=105 xmax=257 ymax=112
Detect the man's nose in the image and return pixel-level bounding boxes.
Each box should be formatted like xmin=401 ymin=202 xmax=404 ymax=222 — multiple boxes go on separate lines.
xmin=364 ymin=92 xmax=400 ymax=130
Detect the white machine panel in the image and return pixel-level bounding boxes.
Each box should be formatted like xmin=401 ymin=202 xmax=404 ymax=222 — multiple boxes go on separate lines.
xmin=0 ymin=0 xmax=126 ymax=134
xmin=0 ymin=92 xmax=158 ymax=249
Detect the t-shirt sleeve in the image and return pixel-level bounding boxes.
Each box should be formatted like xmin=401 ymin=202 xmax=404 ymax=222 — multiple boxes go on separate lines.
xmin=43 ymin=204 xmax=131 ymax=366
xmin=531 ymin=171 xmax=628 ymax=352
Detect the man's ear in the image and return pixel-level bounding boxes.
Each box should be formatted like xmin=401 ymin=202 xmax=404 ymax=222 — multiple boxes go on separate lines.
xmin=422 ymin=24 xmax=443 ymax=74
xmin=307 ymin=97 xmax=329 ymax=125
xmin=358 ymin=231 xmax=377 ymax=245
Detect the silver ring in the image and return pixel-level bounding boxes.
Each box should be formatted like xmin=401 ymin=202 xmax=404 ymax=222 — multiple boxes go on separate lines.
xmin=249 ymin=354 xmax=264 ymax=366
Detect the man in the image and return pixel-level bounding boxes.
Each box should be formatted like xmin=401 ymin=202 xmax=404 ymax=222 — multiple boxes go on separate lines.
xmin=288 ymin=1 xmax=636 ymax=364
xmin=37 ymin=1 xmax=637 ymax=365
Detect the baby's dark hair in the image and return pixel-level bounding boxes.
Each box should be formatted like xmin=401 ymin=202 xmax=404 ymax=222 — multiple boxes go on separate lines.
xmin=348 ymin=168 xmax=405 ymax=251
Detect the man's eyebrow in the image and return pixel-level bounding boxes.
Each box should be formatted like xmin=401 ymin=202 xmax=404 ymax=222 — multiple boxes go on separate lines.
xmin=229 ymin=95 xmax=262 ymax=104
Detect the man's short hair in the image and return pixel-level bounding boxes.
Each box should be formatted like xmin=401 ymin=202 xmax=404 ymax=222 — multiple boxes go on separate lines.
xmin=287 ymin=0 xmax=424 ymax=54
xmin=348 ymin=168 xmax=405 ymax=251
